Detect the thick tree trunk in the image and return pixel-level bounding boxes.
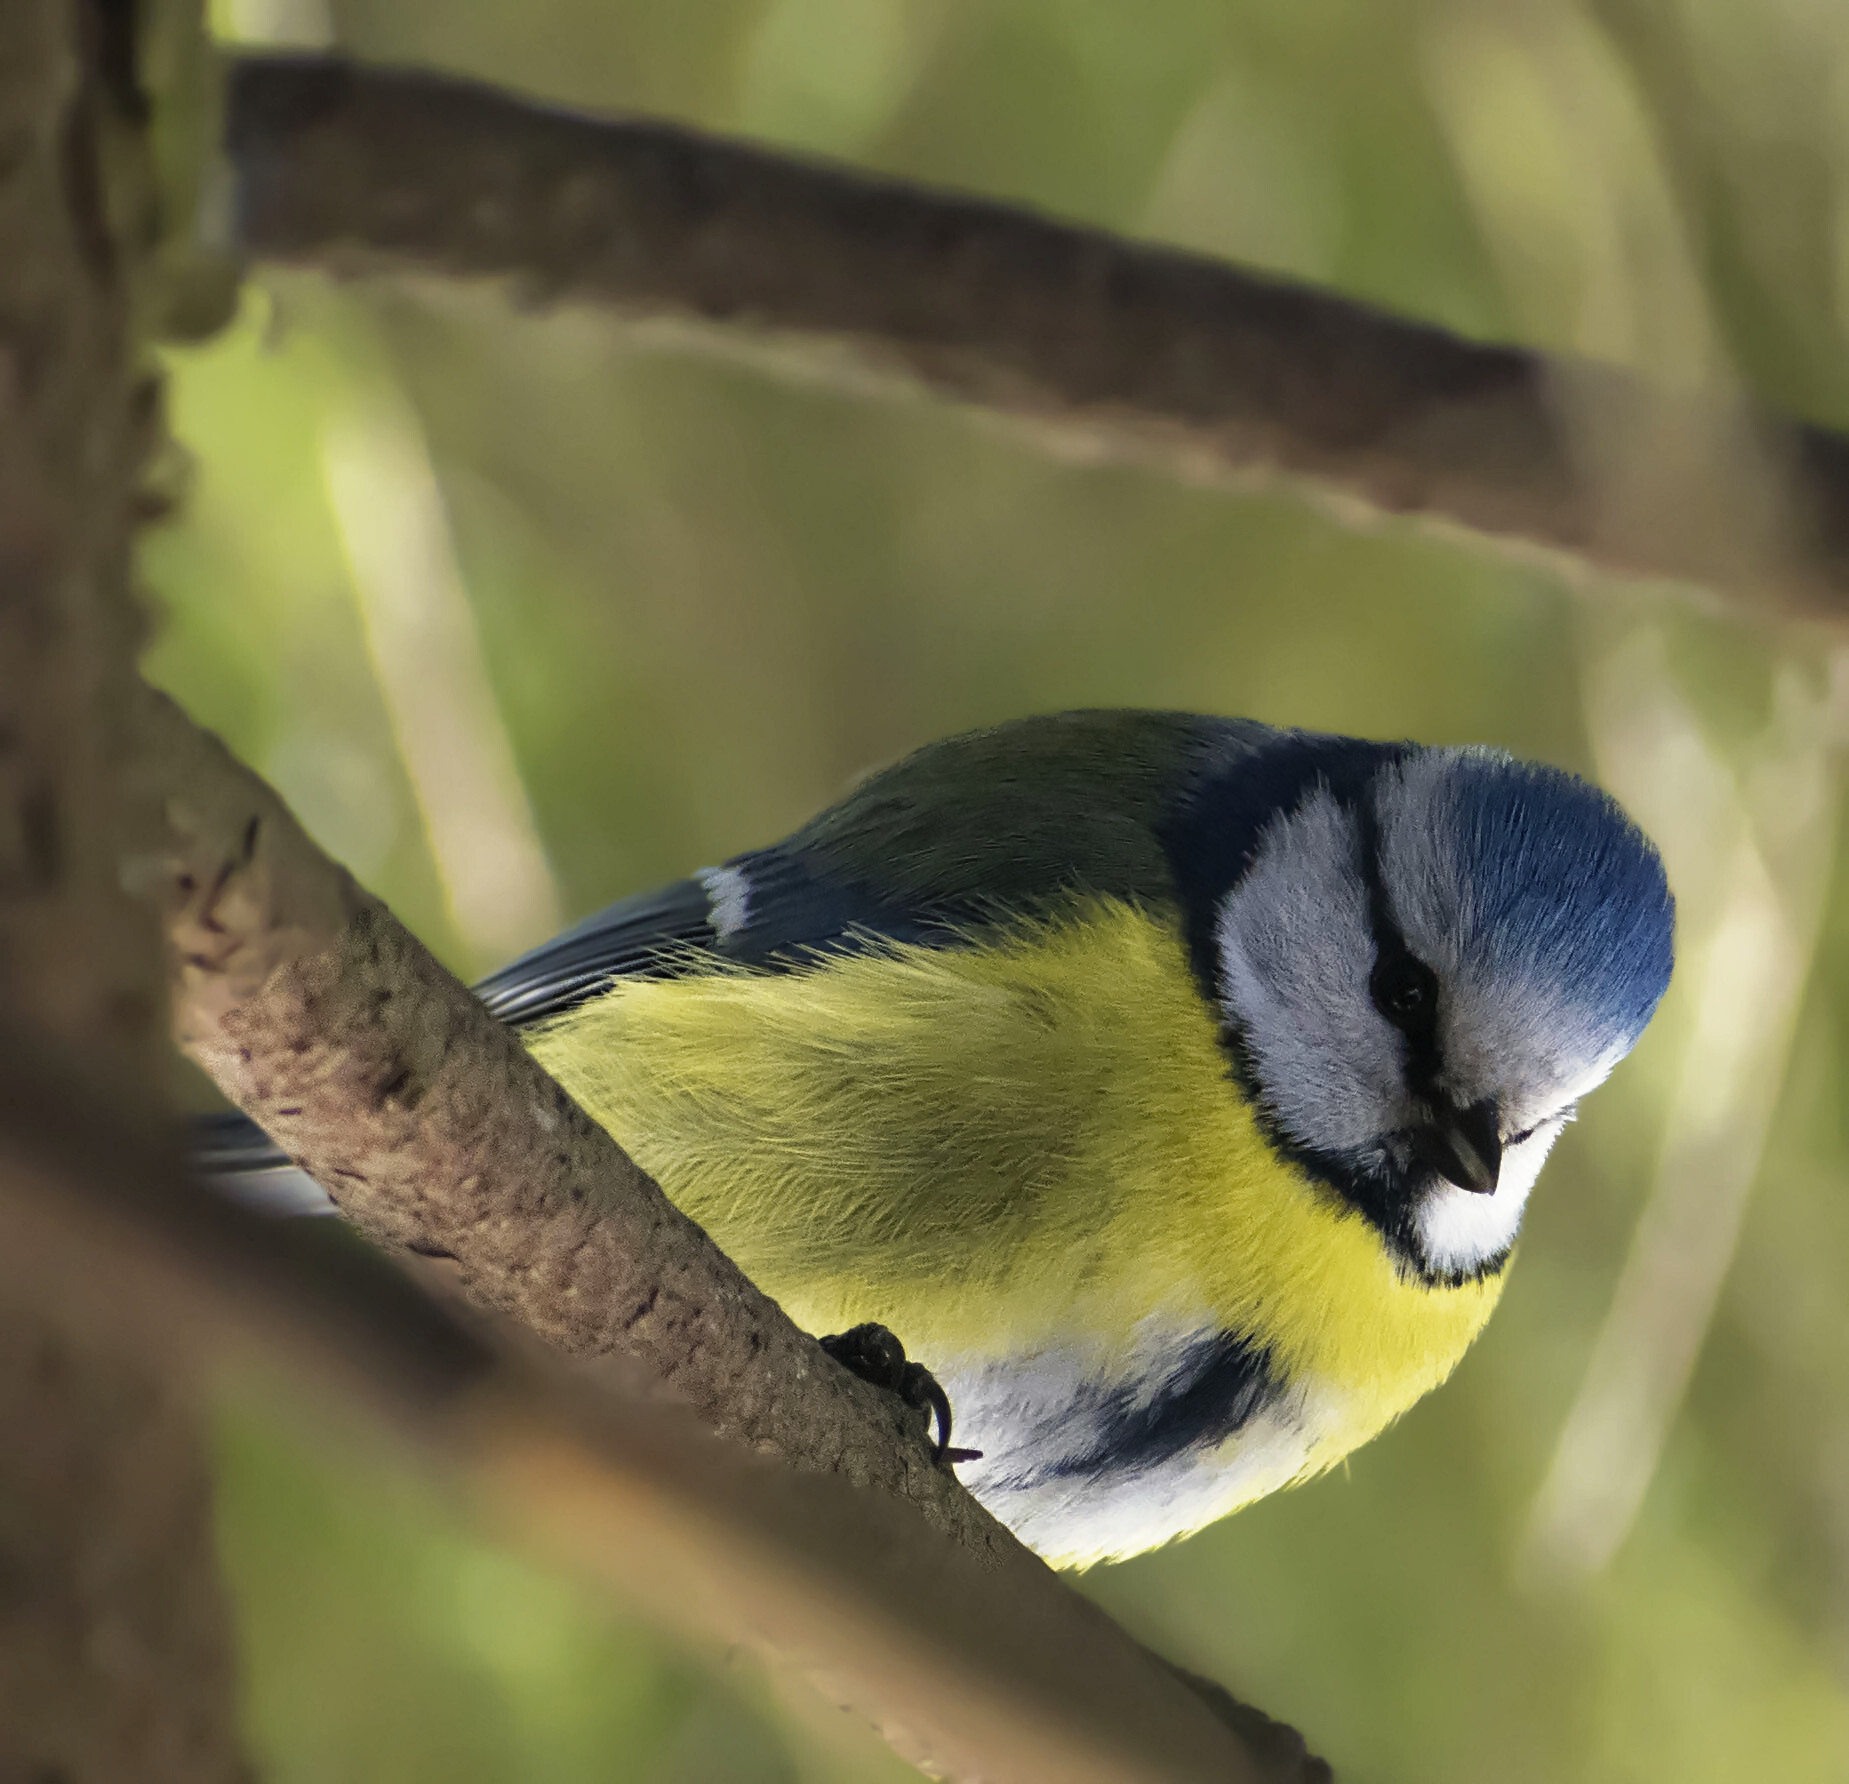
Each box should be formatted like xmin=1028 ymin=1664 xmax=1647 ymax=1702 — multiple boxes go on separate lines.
xmin=0 ymin=0 xmax=249 ymax=1776
xmin=0 ymin=1316 xmax=249 ymax=1784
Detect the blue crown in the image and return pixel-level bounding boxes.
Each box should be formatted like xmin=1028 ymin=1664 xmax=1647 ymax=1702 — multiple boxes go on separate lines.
xmin=1443 ymin=751 xmax=1675 ymax=1053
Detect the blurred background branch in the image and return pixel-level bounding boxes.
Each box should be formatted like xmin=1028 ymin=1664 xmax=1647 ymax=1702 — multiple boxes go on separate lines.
xmin=320 ymin=362 xmax=563 ymax=975
xmin=1520 ymin=630 xmax=1847 ymax=1581
xmin=225 ymin=53 xmax=1849 ymax=623
xmin=0 ymin=0 xmax=250 ymax=1775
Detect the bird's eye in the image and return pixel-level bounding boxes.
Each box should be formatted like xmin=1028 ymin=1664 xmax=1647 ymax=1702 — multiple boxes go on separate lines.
xmin=1370 ymin=954 xmax=1438 ymax=1029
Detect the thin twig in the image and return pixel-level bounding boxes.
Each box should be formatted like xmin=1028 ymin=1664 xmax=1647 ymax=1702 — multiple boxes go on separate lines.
xmin=1519 ymin=631 xmax=1845 ymax=1581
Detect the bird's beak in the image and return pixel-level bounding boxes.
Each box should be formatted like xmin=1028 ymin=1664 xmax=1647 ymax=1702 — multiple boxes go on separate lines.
xmin=1410 ymin=1099 xmax=1502 ymax=1195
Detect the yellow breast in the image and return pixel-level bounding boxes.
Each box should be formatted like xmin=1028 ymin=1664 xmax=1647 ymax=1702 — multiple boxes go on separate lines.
xmin=529 ymin=899 xmax=1504 ymax=1471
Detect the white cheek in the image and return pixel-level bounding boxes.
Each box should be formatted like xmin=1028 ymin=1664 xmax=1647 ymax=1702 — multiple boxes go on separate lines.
xmin=1442 ymin=979 xmax=1631 ymax=1128
xmin=1215 ymin=790 xmax=1402 ymax=1154
xmin=1413 ymin=1120 xmax=1558 ymax=1276
xmin=1554 ymin=1039 xmax=1629 ymax=1105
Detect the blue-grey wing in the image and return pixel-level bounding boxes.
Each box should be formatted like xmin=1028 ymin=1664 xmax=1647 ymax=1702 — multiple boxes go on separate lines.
xmin=474 ymin=874 xmax=720 ymax=1027
xmin=193 ymin=1108 xmax=341 ymax=1217
xmin=475 ymin=851 xmax=978 ymax=1028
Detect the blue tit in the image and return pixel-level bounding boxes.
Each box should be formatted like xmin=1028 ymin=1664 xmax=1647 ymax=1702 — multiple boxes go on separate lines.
xmin=220 ymin=710 xmax=1676 ymax=1569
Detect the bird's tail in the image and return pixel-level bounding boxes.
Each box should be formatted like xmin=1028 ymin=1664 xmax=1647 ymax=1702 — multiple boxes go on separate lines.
xmin=193 ymin=1109 xmax=339 ymax=1217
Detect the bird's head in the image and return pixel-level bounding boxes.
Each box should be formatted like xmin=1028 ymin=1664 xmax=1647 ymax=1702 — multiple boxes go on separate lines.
xmin=1193 ymin=737 xmax=1674 ymax=1283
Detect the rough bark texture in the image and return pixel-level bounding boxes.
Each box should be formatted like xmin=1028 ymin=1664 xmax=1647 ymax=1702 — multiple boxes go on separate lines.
xmin=227 ymin=54 xmax=1846 ymax=621
xmin=0 ymin=0 xmax=249 ymax=1777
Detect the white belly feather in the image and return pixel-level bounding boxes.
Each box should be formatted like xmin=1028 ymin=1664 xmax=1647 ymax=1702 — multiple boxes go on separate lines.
xmin=939 ymin=1319 xmax=1345 ymax=1569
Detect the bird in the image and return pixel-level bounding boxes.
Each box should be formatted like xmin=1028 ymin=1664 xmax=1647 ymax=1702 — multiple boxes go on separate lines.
xmin=208 ymin=710 xmax=1675 ymax=1569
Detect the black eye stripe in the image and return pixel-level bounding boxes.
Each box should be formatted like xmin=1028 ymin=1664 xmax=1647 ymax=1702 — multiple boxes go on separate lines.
xmin=1351 ymin=787 xmax=1447 ymax=1083
xmin=1350 ymin=789 xmax=1419 ymax=979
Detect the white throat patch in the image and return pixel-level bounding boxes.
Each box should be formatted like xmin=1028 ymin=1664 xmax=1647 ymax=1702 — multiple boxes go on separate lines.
xmin=1411 ymin=1117 xmax=1560 ymax=1277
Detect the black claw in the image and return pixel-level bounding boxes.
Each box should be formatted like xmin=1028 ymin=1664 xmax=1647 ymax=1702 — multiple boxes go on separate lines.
xmin=819 ymin=1322 xmax=981 ymax=1468
xmin=900 ymin=1360 xmax=956 ymax=1458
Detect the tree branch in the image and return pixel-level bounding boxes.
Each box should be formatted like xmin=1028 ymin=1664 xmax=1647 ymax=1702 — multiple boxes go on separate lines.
xmin=130 ymin=682 xmax=1001 ymax=1548
xmin=224 ymin=53 xmax=1849 ymax=621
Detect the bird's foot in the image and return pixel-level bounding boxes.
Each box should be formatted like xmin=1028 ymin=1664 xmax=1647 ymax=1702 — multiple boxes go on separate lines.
xmin=819 ymin=1323 xmax=982 ymax=1468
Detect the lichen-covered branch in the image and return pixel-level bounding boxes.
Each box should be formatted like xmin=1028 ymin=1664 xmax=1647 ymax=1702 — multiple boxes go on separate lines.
xmin=226 ymin=53 xmax=1849 ymax=621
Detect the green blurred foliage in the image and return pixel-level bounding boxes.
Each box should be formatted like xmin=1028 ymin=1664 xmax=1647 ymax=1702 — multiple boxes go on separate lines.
xmin=214 ymin=1389 xmax=920 ymax=1783
xmin=148 ymin=0 xmax=1849 ymax=1777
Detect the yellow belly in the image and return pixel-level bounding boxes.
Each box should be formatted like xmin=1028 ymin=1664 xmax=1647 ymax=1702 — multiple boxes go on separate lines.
xmin=529 ymin=900 xmax=1504 ymax=1482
